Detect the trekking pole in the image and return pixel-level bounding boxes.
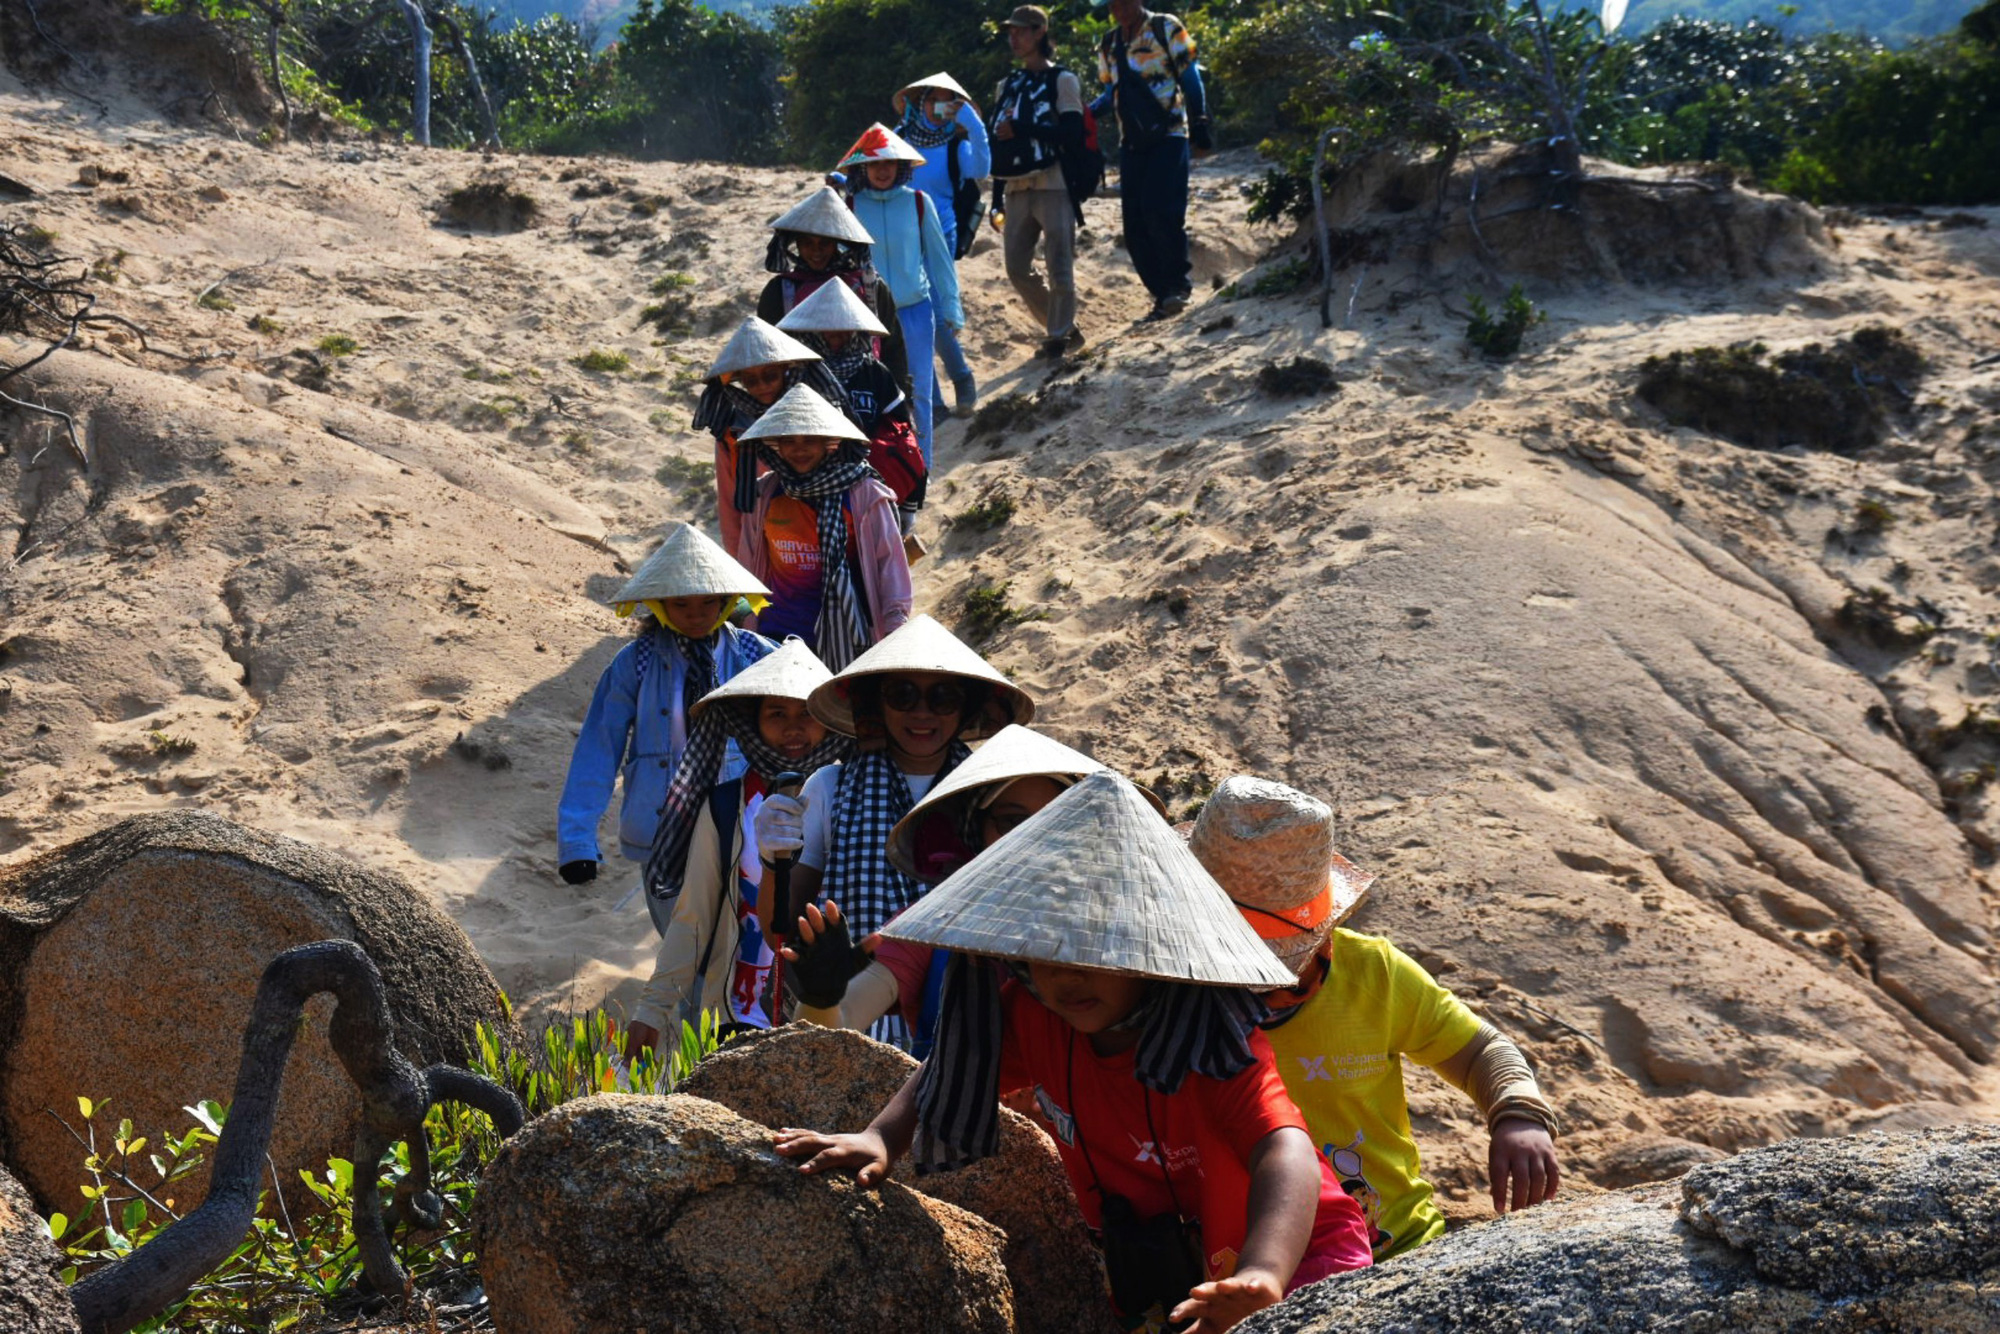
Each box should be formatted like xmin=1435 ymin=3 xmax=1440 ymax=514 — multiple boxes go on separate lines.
xmin=765 ymin=771 xmax=805 ymax=1026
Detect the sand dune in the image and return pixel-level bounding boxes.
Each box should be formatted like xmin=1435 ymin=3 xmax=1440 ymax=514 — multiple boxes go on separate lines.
xmin=2 ymin=57 xmax=1996 ymax=1220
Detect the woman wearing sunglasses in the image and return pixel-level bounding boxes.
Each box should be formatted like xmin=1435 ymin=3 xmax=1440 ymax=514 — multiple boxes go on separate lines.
xmin=693 ymin=316 xmax=851 ymax=556
xmin=752 ymin=616 xmax=1034 ymax=1045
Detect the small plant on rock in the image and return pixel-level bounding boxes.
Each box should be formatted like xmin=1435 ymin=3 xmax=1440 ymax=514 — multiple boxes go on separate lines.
xmin=961 ymin=579 xmax=1043 ymax=641
xmin=1853 ymin=498 xmax=1897 ymax=534
xmin=317 ymin=333 xmax=359 ymax=357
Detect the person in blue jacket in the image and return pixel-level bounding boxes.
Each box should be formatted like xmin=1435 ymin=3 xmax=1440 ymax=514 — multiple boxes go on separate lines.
xmin=838 ymin=123 xmax=963 ymax=479
xmin=557 ymin=523 xmax=776 ymax=934
xmin=893 ymin=72 xmax=989 ymax=420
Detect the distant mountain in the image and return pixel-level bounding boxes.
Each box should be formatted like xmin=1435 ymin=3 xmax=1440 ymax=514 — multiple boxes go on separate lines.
xmin=479 ymin=0 xmax=783 ymax=44
xmin=481 ymin=0 xmax=1978 ymax=46
xmin=1596 ymin=0 xmax=1981 ymax=42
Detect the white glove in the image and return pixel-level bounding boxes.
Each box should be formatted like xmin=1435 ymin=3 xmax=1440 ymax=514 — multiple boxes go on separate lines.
xmin=754 ymin=793 xmax=806 ymax=863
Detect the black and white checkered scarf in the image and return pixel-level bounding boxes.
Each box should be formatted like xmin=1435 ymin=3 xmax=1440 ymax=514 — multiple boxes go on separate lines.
xmin=909 ymin=955 xmax=1271 ymax=1172
xmin=824 ymin=743 xmax=971 ymax=941
xmin=755 ymin=441 xmax=878 ymax=671
xmin=643 ymin=697 xmax=853 ymax=909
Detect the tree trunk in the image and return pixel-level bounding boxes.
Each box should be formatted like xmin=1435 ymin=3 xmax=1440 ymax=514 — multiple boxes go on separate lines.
xmin=396 ymin=0 xmax=432 ymax=148
xmin=435 ymin=10 xmax=499 ymax=148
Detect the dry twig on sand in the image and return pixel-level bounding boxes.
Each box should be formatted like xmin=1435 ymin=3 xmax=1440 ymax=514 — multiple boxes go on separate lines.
xmin=0 ymin=222 xmax=227 ymax=471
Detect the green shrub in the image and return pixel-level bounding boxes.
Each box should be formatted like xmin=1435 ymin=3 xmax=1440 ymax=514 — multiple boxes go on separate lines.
xmin=957 ymin=488 xmax=1018 ymax=531
xmin=316 ymin=333 xmax=359 ymax=357
xmin=573 ymin=348 xmax=632 ymax=373
xmin=1466 ymin=284 xmax=1545 ymax=359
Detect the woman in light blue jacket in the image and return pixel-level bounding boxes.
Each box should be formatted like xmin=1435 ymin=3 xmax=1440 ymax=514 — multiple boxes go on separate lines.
xmin=894 ymin=73 xmax=989 ymax=419
xmin=839 ymin=123 xmax=963 ymax=480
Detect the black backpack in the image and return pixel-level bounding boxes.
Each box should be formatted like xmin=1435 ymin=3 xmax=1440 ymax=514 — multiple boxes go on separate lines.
xmin=943 ymin=127 xmax=985 ymax=261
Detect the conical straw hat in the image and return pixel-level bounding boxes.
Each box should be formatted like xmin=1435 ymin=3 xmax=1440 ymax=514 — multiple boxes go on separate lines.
xmin=769 ymin=186 xmax=874 ymax=245
xmin=891 ymin=71 xmax=977 ymax=117
xmin=776 ymin=276 xmax=889 ymax=336
xmin=706 ymin=317 xmax=822 ymax=381
xmin=1191 ymin=777 xmax=1376 ymax=977
xmin=808 ymin=614 xmax=1034 ymax=740
xmin=886 ymin=725 xmax=1163 ymax=879
xmin=838 ymin=123 xmax=927 ymax=169
xmin=610 ymin=523 xmax=771 ymax=610
xmin=879 ymin=771 xmax=1299 ymax=987
xmin=689 ymin=636 xmax=832 ymax=723
xmin=736 ymin=383 xmax=868 ymax=445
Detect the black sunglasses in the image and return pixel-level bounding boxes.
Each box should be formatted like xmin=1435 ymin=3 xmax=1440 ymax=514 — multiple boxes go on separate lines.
xmin=879 ymin=678 xmax=968 ymax=715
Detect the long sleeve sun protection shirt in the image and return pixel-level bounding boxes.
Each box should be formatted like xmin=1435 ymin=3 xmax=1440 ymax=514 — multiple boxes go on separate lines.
xmin=557 ymin=623 xmax=775 ymax=864
xmin=850 ymin=185 xmax=964 ymax=330
xmin=907 ymin=102 xmax=992 ymax=253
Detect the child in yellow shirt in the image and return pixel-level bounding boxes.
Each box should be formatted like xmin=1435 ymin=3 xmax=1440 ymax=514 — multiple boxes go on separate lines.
xmin=1191 ymin=777 xmax=1562 ymax=1259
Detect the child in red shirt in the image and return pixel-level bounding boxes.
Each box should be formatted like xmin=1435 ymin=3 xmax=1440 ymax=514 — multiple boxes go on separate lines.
xmin=776 ymin=771 xmax=1372 ymax=1333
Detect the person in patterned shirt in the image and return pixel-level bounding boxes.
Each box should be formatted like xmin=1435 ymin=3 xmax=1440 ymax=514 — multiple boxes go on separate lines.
xmin=1095 ymin=0 xmax=1212 ymax=320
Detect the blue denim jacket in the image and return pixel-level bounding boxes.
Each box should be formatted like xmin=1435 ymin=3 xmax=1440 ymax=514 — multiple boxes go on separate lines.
xmin=557 ymin=624 xmax=774 ymax=864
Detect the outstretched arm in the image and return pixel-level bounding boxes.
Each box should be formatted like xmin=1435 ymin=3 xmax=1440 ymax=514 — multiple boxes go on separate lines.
xmin=1173 ymin=1124 xmax=1318 ymax=1333
xmin=774 ymin=1066 xmax=922 ymax=1188
xmin=1433 ymin=1026 xmax=1561 ymax=1214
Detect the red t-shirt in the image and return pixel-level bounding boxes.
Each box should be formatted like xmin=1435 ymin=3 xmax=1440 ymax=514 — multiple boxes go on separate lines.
xmin=995 ymin=982 xmax=1373 ymax=1287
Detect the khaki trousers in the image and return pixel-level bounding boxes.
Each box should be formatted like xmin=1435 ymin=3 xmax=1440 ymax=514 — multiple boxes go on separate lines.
xmin=1002 ymin=187 xmax=1077 ymax=339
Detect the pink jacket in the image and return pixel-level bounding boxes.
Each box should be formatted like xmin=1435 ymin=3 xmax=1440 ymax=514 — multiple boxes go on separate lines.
xmin=737 ymin=473 xmax=912 ymax=645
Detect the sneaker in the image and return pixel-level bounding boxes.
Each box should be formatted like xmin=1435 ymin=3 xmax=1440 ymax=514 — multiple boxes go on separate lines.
xmin=934 ymin=400 xmax=953 ymax=423
xmin=953 ymin=372 xmax=978 ymax=412
xmin=1064 ymin=327 xmax=1086 ymax=351
xmin=1036 ymin=337 xmax=1067 ymax=359
xmin=1158 ymin=291 xmax=1190 ymax=316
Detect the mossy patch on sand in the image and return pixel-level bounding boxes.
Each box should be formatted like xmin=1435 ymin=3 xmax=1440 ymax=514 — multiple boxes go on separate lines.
xmin=1637 ymin=326 xmax=1923 ymax=453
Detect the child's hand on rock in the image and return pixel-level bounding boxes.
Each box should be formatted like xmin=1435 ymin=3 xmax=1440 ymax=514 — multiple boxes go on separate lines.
xmin=1172 ymin=1267 xmax=1284 ymax=1333
xmin=1490 ymin=1118 xmax=1560 ymax=1213
xmin=774 ymin=1127 xmax=893 ymax=1187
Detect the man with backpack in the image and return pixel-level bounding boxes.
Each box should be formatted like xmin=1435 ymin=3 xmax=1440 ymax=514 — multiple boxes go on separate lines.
xmin=1096 ymin=0 xmax=1211 ymax=321
xmin=989 ymin=5 xmax=1091 ymax=361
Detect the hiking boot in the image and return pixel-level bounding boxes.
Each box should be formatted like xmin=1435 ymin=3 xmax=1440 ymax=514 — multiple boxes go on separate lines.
xmin=1036 ymin=337 xmax=1068 ymax=359
xmin=1065 ymin=327 xmax=1086 ymax=351
xmin=1158 ymin=291 xmax=1191 ymax=316
xmin=953 ymin=372 xmax=978 ymax=412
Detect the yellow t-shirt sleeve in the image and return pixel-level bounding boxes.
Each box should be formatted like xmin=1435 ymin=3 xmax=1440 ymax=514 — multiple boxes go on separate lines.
xmin=1376 ymin=938 xmax=1485 ymax=1068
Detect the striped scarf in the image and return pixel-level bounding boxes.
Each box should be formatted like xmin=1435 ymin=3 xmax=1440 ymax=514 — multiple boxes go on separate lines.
xmin=910 ymin=956 xmax=1271 ymax=1172
xmin=665 ymin=628 xmax=718 ymax=721
xmin=757 ymin=443 xmax=877 ymax=670
xmin=824 ymin=743 xmax=971 ymax=940
xmin=644 ymin=698 xmax=853 ymax=908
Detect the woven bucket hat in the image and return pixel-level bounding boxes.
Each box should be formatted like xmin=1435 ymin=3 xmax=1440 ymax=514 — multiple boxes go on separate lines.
xmin=838 ymin=123 xmax=928 ymax=169
xmin=736 ymin=384 xmax=869 ymax=445
xmin=807 ymin=613 xmax=1034 ymax=741
xmin=688 ymin=636 xmax=832 ymax=724
xmin=776 ymin=276 xmax=890 ymax=337
xmin=885 ymin=725 xmax=1164 ymax=878
xmin=891 ymin=71 xmax=977 ymax=118
xmin=706 ymin=317 xmax=822 ymax=381
xmin=1190 ymin=776 xmax=1376 ymax=978
xmin=609 ymin=523 xmax=771 ymax=613
xmin=770 ymin=186 xmax=875 ymax=245
xmin=880 ymin=771 xmax=1299 ymax=988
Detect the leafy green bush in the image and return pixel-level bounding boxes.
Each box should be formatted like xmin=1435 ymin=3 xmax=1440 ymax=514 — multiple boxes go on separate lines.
xmin=1465 ymin=283 xmax=1545 ymax=358
xmin=45 ymin=1008 xmax=720 ymax=1330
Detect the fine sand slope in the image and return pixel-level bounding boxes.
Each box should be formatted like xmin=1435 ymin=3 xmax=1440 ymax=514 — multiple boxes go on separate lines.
xmin=2 ymin=63 xmax=1997 ymax=1217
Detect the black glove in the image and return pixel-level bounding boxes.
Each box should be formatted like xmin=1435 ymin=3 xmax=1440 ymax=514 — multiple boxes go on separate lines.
xmin=1190 ymin=117 xmax=1214 ymax=152
xmin=559 ymin=859 xmax=598 ymax=885
xmin=787 ymin=910 xmax=872 ymax=1009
